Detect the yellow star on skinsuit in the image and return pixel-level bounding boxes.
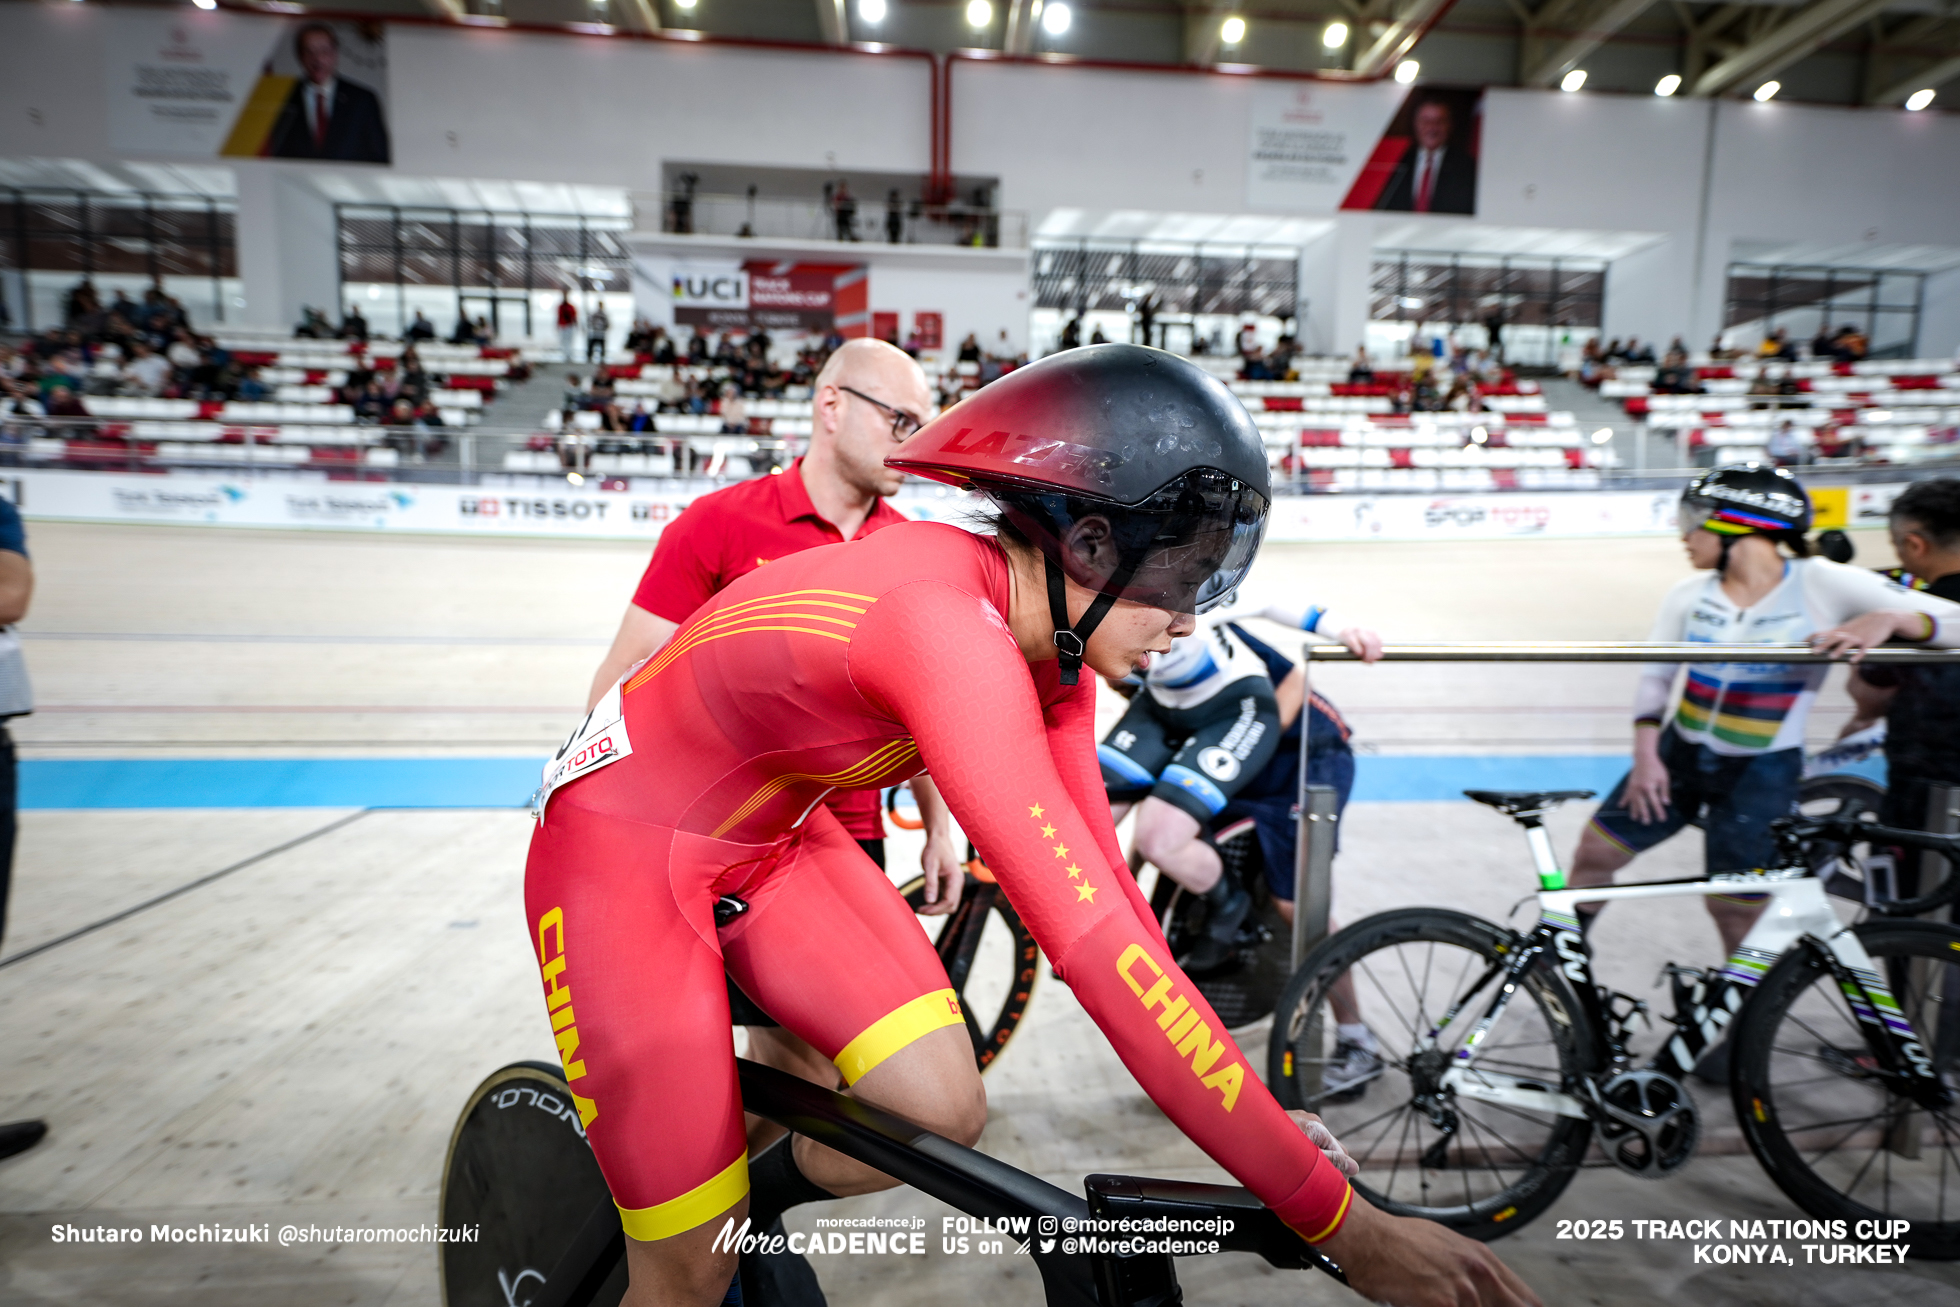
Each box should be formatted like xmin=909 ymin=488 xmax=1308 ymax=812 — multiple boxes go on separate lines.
xmin=1040 ymin=823 xmax=1057 ymax=839
xmin=1065 ymin=863 xmax=1083 ymax=880
xmin=1075 ymin=882 xmax=1099 ymax=902
xmin=1052 ymin=843 xmax=1070 ymax=859
xmin=1028 ymin=803 xmax=1045 ymax=819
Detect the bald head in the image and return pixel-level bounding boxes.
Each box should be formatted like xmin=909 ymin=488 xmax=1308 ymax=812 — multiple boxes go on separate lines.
xmin=808 ymin=338 xmax=934 ymax=501
xmin=813 ymin=337 xmax=929 ymax=407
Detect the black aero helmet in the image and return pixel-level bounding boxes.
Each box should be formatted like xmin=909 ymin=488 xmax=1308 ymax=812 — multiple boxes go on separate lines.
xmin=1680 ymin=463 xmax=1812 ymax=571
xmin=888 ymin=343 xmax=1270 ymax=683
xmin=1681 ymin=463 xmax=1811 ymax=534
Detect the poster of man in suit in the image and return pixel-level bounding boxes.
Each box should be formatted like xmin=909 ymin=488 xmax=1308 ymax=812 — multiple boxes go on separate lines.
xmin=222 ymin=20 xmax=391 ymax=165
xmin=1341 ymin=87 xmax=1482 ymax=215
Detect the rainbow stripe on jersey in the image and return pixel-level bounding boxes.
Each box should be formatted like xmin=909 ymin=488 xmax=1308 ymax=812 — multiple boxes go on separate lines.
xmin=1674 ymin=669 xmax=1809 ymax=750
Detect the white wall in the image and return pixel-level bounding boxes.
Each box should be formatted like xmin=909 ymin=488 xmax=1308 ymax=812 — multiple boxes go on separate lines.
xmin=234 ymin=167 xmax=341 ymax=331
xmin=6 ymin=5 xmax=1960 ymax=353
xmin=868 ymin=262 xmax=1030 ymax=360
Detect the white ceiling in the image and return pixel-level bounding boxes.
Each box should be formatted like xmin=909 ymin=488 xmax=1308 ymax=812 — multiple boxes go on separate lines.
xmin=1730 ymin=237 xmax=1960 ymax=274
xmin=1035 ymin=208 xmax=1336 ymax=250
xmin=1370 ymin=220 xmax=1668 ymax=262
xmin=0 ymin=157 xmax=632 ymax=219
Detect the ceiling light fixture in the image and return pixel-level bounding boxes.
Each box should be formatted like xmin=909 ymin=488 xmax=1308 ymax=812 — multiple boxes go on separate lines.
xmin=674 ymin=0 xmax=696 ymax=9
xmin=859 ymin=0 xmax=886 ymax=22
xmin=1754 ymin=80 xmax=1780 ymax=102
xmin=1220 ymin=15 xmax=1246 ymax=44
xmin=966 ymin=0 xmax=991 ymax=27
xmin=1394 ymin=59 xmax=1419 ymax=84
xmin=1042 ymin=1 xmax=1070 ymax=34
xmin=1655 ymin=73 xmax=1681 ymax=96
xmin=1905 ymin=88 xmax=1936 ymax=111
xmin=1560 ymin=69 xmax=1587 ymax=92
xmin=1322 ymin=21 xmax=1347 ymax=47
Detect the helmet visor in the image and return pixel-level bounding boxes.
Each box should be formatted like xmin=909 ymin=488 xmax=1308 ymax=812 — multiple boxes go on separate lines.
xmin=1001 ymin=470 xmax=1270 ymax=616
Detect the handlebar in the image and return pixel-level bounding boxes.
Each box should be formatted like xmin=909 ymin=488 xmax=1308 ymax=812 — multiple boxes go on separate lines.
xmin=1772 ymin=815 xmax=1960 ymax=915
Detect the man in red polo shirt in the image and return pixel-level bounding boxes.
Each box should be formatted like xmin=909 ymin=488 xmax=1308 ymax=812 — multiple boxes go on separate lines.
xmin=586 ymin=335 xmax=963 ymax=1079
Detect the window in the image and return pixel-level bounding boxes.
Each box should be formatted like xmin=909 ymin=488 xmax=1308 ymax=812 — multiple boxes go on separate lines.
xmin=335 ymin=205 xmax=632 ymax=342
xmin=1030 ymin=239 xmax=1297 ymax=354
xmin=0 ymin=188 xmax=237 ymax=332
xmin=1370 ymin=250 xmax=1606 ymax=367
xmin=1724 ymin=263 xmax=1923 ymax=359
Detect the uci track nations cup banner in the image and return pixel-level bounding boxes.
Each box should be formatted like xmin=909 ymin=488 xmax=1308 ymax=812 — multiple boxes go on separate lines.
xmin=107 ymin=9 xmax=392 ymax=165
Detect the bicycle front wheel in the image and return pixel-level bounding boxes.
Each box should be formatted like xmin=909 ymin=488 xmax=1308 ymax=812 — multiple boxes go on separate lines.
xmin=1732 ymin=918 xmax=1960 ymax=1259
xmin=1268 ymin=908 xmax=1599 ymax=1241
xmin=900 ymin=872 xmax=1039 ymax=1071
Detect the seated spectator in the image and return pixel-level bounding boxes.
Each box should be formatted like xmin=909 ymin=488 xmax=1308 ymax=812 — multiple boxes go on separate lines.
xmin=472 ymin=315 xmax=495 ymax=347
xmin=957 ymin=333 xmax=982 ymax=364
xmin=340 ymin=306 xmax=370 ymax=342
xmin=686 ymin=329 xmax=709 ymax=363
xmin=719 ymin=384 xmax=748 ymax=434
xmin=1347 ymin=345 xmax=1374 ymax=384
xmin=1708 ymin=333 xmax=1738 ymax=361
xmin=653 ymin=331 xmax=678 ymax=366
xmin=235 ymin=367 xmax=269 ymax=402
xmin=404 ymin=310 xmax=436 ymax=341
xmin=1625 ymin=338 xmax=1656 ymax=364
xmin=1834 ymin=324 xmax=1868 ymax=361
xmin=295 ymin=306 xmax=332 ymax=339
xmin=1653 ymin=349 xmax=1699 ymax=394
xmin=562 ymin=373 xmax=587 ymax=413
xmin=122 ymin=342 xmax=171 ymax=397
xmin=1767 ymin=419 xmax=1808 ymax=466
xmin=448 ymin=312 xmax=475 ymax=346
xmin=627 ymin=401 xmax=655 ymax=433
xmin=1757 ymin=327 xmax=1796 ymax=360
xmin=43 ymin=384 xmax=89 ymax=419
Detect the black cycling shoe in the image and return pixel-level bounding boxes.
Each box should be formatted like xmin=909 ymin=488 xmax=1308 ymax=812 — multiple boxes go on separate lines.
xmin=1181 ymin=879 xmax=1252 ymax=976
xmin=0 ymin=1119 xmax=47 ymax=1161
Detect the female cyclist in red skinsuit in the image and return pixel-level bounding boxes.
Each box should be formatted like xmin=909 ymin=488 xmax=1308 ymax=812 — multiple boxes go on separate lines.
xmin=524 ymin=345 xmax=1539 ymax=1307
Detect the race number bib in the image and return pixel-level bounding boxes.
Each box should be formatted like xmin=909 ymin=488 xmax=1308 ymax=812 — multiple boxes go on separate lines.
xmin=534 ymin=680 xmax=633 ymax=820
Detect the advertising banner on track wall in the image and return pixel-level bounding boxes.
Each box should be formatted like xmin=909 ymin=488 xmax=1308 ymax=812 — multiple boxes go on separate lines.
xmin=13 ymin=470 xmax=1907 ymax=545
xmin=107 ymin=10 xmax=391 ymax=164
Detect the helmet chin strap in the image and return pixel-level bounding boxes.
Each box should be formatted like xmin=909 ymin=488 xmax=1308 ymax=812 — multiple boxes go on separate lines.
xmin=1045 ymin=554 xmax=1130 ymax=686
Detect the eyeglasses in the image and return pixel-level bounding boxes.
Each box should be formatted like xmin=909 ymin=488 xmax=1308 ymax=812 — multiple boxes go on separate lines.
xmin=838 ymin=385 xmax=924 ymax=441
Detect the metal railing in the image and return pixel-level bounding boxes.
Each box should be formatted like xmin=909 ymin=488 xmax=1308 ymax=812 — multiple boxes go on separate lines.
xmin=1290 ymin=640 xmax=1960 ymax=970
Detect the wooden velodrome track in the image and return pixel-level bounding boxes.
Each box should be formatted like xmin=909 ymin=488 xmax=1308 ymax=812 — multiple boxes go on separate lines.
xmin=1 ymin=520 xmax=1955 ymax=1306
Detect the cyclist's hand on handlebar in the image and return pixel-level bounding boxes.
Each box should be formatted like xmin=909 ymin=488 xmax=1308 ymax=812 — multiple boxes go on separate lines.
xmin=1625 ymin=754 xmax=1671 ymax=827
xmin=1319 ymin=1200 xmax=1542 ymax=1307
xmin=1285 ymin=1110 xmax=1358 ymax=1178
xmin=1337 ymin=627 xmax=1385 ymax=663
xmin=1810 ymin=610 xmax=1931 ymax=663
xmin=915 ymin=831 xmax=966 ymax=917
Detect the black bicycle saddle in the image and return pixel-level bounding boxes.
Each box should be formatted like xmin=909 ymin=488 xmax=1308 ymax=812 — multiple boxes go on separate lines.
xmin=1463 ymin=789 xmax=1597 ymax=816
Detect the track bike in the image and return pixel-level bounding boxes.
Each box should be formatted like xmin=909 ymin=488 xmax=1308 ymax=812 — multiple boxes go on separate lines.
xmin=1267 ymin=787 xmax=1960 ymax=1252
xmin=438 ymin=1057 xmax=1347 ymax=1307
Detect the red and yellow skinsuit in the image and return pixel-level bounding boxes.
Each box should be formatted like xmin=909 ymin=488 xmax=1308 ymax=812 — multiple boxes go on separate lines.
xmin=524 ymin=520 xmax=1353 ymax=1245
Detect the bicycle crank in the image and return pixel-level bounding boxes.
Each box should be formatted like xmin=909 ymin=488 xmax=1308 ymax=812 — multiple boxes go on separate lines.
xmin=1595 ymin=1070 xmax=1699 ymax=1178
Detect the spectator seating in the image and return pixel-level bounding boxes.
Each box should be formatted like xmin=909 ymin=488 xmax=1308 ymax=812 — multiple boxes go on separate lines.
xmin=1600 ymin=358 xmax=1960 ymax=465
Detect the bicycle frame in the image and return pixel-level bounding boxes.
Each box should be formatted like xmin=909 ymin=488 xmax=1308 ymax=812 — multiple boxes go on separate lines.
xmin=1430 ymin=843 xmax=1951 ymax=1126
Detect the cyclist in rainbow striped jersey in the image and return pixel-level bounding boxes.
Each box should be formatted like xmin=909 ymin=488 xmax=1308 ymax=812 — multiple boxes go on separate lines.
xmin=1570 ymin=466 xmax=1960 ymax=995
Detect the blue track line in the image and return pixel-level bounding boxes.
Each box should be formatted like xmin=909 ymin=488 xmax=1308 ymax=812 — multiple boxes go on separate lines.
xmin=22 ymin=755 xmax=1630 ymax=810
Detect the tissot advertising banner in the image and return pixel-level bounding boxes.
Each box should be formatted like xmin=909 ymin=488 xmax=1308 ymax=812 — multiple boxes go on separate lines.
xmin=106 ymin=9 xmax=391 ymax=164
